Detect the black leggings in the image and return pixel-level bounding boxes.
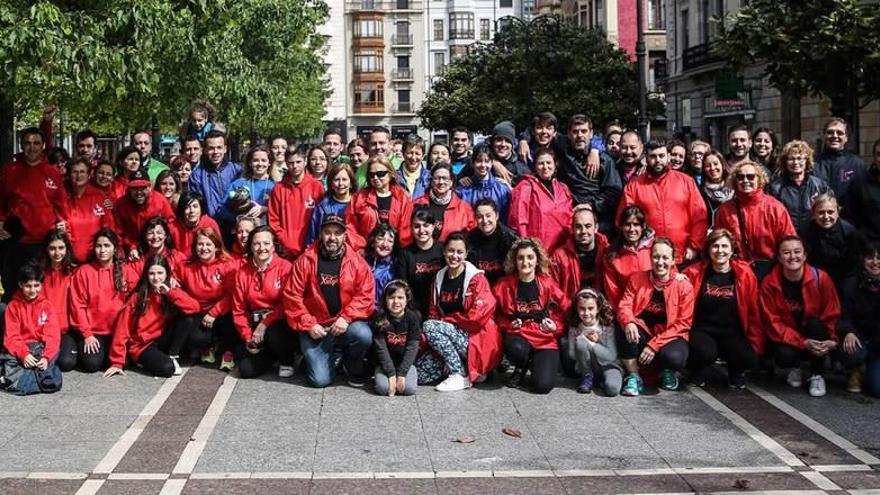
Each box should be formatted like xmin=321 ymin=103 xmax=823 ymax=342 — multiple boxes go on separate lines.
xmin=236 ymin=321 xmax=299 ymax=379
xmin=137 ymin=344 xmax=176 ymax=377
xmin=171 ymin=313 xmax=232 ymax=356
xmin=57 ymin=332 xmax=78 ymax=372
xmin=775 ymin=318 xmax=830 ymax=374
xmin=76 ymin=334 xmax=112 ymax=372
xmin=617 ymin=328 xmax=689 ymax=371
xmin=688 ymin=327 xmax=758 ymax=376
xmin=134 ymin=320 xmax=208 ymax=377
xmin=504 ymin=335 xmax=559 ymax=394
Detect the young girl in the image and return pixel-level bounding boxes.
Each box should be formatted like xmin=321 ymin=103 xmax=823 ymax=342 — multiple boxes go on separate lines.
xmin=567 ymin=289 xmax=622 ymax=396
xmin=154 ymin=169 xmax=182 ymax=209
xmin=105 ymin=255 xmax=201 ymax=378
xmin=372 ymin=280 xmax=422 ymax=396
xmin=456 ymin=147 xmax=512 ymax=221
xmin=307 ymin=145 xmax=331 ymax=189
xmin=180 ymin=99 xmax=219 ymax=142
xmin=306 ymin=163 xmax=358 ymax=247
xmin=39 ymin=230 xmax=78 ymax=372
xmin=1 ymin=264 xmax=63 ymax=394
xmin=220 ymin=145 xmax=276 ymax=226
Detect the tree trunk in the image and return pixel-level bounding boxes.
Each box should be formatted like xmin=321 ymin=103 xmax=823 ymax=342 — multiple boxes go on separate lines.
xmin=0 ymin=92 xmax=14 ymax=161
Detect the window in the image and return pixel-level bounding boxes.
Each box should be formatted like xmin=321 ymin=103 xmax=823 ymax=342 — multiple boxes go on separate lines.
xmin=681 ymin=8 xmax=689 ymax=52
xmin=353 ymin=50 xmax=384 ymax=73
xmin=480 ymin=19 xmax=490 ymax=40
xmin=647 ymin=0 xmax=665 ymax=30
xmin=396 ymin=0 xmax=409 ymax=9
xmin=354 ymin=18 xmax=383 ymax=38
xmin=500 ymin=0 xmax=513 ymax=7
xmin=397 ymin=55 xmax=410 ymax=69
xmin=433 ymin=19 xmax=444 ymax=40
xmin=354 ymin=83 xmax=384 ymax=108
xmin=361 ymin=0 xmax=375 ymax=9
xmin=433 ymin=51 xmax=446 ymax=75
xmin=700 ymin=0 xmax=709 ymax=44
xmin=397 ymin=90 xmax=411 ymax=112
xmin=394 ymin=21 xmax=412 ymax=44
xmin=450 ymin=45 xmax=470 ymax=60
xmin=396 ymin=21 xmax=410 ymax=36
xmin=449 ymin=12 xmax=474 ymax=39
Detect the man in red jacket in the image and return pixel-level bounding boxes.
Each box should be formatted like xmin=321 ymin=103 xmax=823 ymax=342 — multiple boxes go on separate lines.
xmin=268 ymin=148 xmax=324 ymax=259
xmin=0 ymin=127 xmax=69 ymax=301
xmin=551 ymin=205 xmax=608 ymax=297
xmin=283 ymin=215 xmax=375 ymax=388
xmin=113 ymin=167 xmax=174 ymax=258
xmin=617 ymin=140 xmax=708 ymax=264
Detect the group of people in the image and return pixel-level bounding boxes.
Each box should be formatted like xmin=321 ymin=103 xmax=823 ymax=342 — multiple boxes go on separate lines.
xmin=0 ymin=104 xmax=878 ymax=401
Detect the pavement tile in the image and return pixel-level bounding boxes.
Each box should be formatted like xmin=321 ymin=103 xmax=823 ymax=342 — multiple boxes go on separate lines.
xmin=0 ymin=441 xmax=111 ymax=472
xmin=312 ymin=478 xmax=438 ymax=494
xmin=96 ymin=479 xmax=166 ymax=495
xmin=13 ymin=415 xmax=135 ymax=443
xmin=558 ymin=474 xmax=693 ymax=494
xmin=313 ymin=440 xmax=433 ymax=473
xmin=437 ymin=476 xmax=565 ymax=495
xmin=194 ymin=439 xmax=316 ymax=473
xmin=183 ymin=479 xmax=310 ymax=494
xmin=113 ymin=440 xmax=189 ymax=473
xmin=679 ymin=471 xmax=817 ymax=492
xmin=137 ymin=414 xmax=204 ymax=442
xmin=0 ymin=479 xmax=85 ymax=495
xmin=823 ymin=470 xmax=880 ymax=490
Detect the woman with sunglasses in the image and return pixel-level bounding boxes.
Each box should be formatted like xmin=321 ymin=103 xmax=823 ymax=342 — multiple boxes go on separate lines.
xmin=714 ymin=161 xmax=796 ymax=280
xmin=347 ymin=157 xmax=413 ymax=249
xmin=412 ymin=162 xmax=475 ymax=242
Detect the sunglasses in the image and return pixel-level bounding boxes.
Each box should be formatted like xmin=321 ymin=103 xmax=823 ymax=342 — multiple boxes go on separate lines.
xmin=368 ymin=170 xmax=389 ymax=179
xmin=736 ymin=173 xmax=756 ymax=181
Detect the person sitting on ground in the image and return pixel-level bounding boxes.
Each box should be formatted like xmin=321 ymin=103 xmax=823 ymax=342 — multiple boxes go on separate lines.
xmin=394 ymin=209 xmax=444 ymax=318
xmin=39 ymin=230 xmax=77 ymax=372
xmin=566 ymin=288 xmax=621 ymax=396
xmin=603 ymin=205 xmax=655 ymax=307
xmin=371 ymin=279 xmax=422 ymax=396
xmin=844 ymin=242 xmax=880 ymax=397
xmin=465 ymin=198 xmax=518 ymax=285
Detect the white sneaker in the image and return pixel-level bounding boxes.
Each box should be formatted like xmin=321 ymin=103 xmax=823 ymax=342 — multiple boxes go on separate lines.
xmin=808 ymin=374 xmax=826 ymax=397
xmin=435 ymin=373 xmax=472 ymax=392
xmin=786 ymin=368 xmax=803 ymax=388
xmin=170 ymin=356 xmax=182 ymax=376
xmin=278 ymin=365 xmax=295 ymax=378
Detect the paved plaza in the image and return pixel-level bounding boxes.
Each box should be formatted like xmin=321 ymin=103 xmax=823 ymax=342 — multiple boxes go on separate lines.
xmin=1 ymin=366 xmax=879 ymax=494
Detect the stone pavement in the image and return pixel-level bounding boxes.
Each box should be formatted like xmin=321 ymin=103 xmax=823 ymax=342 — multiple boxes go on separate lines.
xmin=1 ymin=366 xmax=879 ymax=494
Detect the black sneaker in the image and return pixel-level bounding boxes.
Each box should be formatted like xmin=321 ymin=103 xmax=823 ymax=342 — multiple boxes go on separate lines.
xmin=729 ymin=372 xmax=747 ymax=389
xmin=689 ymin=369 xmax=707 ymax=387
xmin=507 ymin=367 xmax=525 ymax=388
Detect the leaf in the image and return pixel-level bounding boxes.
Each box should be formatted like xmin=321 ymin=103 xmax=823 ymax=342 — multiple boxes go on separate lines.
xmin=453 ymin=436 xmax=476 ymax=444
xmin=733 ymin=479 xmax=750 ymax=490
xmin=502 ymin=428 xmax=522 ymax=439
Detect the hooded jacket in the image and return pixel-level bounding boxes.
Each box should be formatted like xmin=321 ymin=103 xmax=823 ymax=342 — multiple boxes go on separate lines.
xmin=428 ymin=262 xmax=501 ymax=381
xmin=169 ymin=215 xmax=221 ymax=259
xmin=346 ymin=186 xmax=414 ymax=249
xmin=231 ymin=256 xmax=293 ymax=341
xmin=283 ymin=245 xmax=375 ymax=330
xmin=397 ymin=165 xmax=432 ymax=200
xmin=69 ymin=261 xmax=137 ymax=338
xmin=3 ymin=291 xmax=60 ymax=362
xmin=493 ymin=273 xmax=569 ymax=350
xmin=551 ymin=233 xmax=609 ymax=297
xmin=43 ymin=266 xmax=73 ymax=332
xmin=455 ymin=174 xmax=512 ymax=222
xmin=814 ymin=149 xmax=866 ymax=212
xmin=413 ymin=193 xmax=476 ymax=243
xmin=761 ymin=263 xmax=840 ymax=349
xmin=714 ymin=190 xmax=796 ymax=262
xmin=603 ymin=232 xmax=655 ymax=307
xmin=509 ymin=175 xmax=573 ymax=253
xmin=113 ymin=190 xmax=175 ymax=253
xmin=188 ymin=160 xmax=242 ymax=218
xmin=0 ymin=158 xmax=69 ymax=243
xmin=803 ymin=219 xmax=862 ymax=282
xmin=66 ymin=185 xmax=116 ymax=262
xmin=177 ymin=257 xmax=236 ymax=316
xmin=616 ymin=270 xmax=695 ymax=351
xmin=267 ymin=173 xmax=325 ymax=259
xmin=766 ymin=173 xmax=831 ymax=234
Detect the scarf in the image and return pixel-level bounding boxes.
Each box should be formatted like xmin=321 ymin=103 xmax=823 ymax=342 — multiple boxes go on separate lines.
xmin=650 ymin=271 xmax=675 ymax=290
xmin=430 ymin=190 xmax=452 ymax=206
xmin=701 ymin=181 xmax=734 ymax=206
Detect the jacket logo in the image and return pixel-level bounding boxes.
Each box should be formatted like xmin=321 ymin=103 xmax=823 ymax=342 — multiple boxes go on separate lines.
xmin=274 ymin=277 xmax=282 ymax=289
xmin=93 ymin=205 xmax=106 ymax=216
xmin=415 ymin=261 xmax=443 ymax=274
xmin=319 ymin=274 xmax=339 ymax=287
xmin=515 ymin=300 xmax=543 ymax=313
xmin=705 ymin=283 xmax=735 ymax=298
xmin=213 ymin=270 xmax=223 ymax=284
xmin=306 ymin=197 xmax=316 ymax=209
xmin=439 ymin=289 xmax=461 ymax=304
xmin=38 ymin=310 xmax=48 ymax=326
xmin=45 ymin=177 xmax=58 ymax=190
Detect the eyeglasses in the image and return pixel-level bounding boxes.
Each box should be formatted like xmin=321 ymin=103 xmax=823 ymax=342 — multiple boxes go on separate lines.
xmin=367 ymin=170 xmax=389 ymax=179
xmin=433 ymin=176 xmax=452 ymax=183
xmin=735 ymin=173 xmax=756 ymax=181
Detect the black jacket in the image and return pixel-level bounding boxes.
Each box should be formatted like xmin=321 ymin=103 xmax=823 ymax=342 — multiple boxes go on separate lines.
xmin=553 ymin=136 xmax=622 ymax=233
xmin=766 ymin=173 xmax=830 ymax=235
xmin=849 ymin=168 xmax=880 ymax=242
xmin=804 ymin=218 xmax=862 ymax=283
xmin=814 ymin=150 xmax=866 ymax=216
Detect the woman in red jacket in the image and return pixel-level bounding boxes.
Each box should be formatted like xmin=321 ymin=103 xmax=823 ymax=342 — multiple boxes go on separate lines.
xmin=39 ymin=229 xmax=78 ymax=372
xmin=170 ymin=192 xmax=221 ymax=257
xmin=231 ymin=216 xmax=257 ymax=267
xmin=508 ymin=148 xmax=573 ymax=252
xmin=176 ymin=228 xmax=236 ymax=371
xmin=617 ymin=238 xmax=695 ymax=396
xmin=90 ymin=160 xmax=125 ymax=206
xmin=714 ymin=161 xmax=796 ymax=280
xmin=347 ymin=157 xmax=413 ymax=249
xmin=69 ymin=229 xmax=137 ymax=372
xmin=413 ymin=162 xmax=475 ymax=242
xmin=232 ymin=226 xmax=298 ymax=379
xmin=603 ymin=205 xmax=655 ymax=307
xmin=761 ymin=236 xmax=841 ymax=397
xmin=683 ymin=229 xmax=763 ymax=388
xmin=494 ymin=238 xmax=569 ymax=394
xmin=130 ymin=217 xmax=186 ymax=272
xmin=416 ymin=232 xmax=501 ymax=391
xmin=65 ymin=157 xmax=115 ymax=263
xmin=104 ymin=255 xmax=201 ymax=378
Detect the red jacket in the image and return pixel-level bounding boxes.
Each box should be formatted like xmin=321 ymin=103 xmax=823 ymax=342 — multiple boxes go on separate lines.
xmin=603 ymin=234 xmax=654 ymax=307
xmin=346 ymin=186 xmax=413 ymax=249
xmin=91 ymin=179 xmax=126 ymax=203
xmin=428 ymin=262 xmax=501 ymax=381
xmin=616 ymin=270 xmax=695 ymax=351
xmin=66 ymin=185 xmax=116 ymax=262
xmin=267 ymin=175 xmax=324 ymax=259
xmin=177 ymin=257 xmax=236 ymax=316
xmin=126 ymin=249 xmax=187 ymax=278
xmin=69 ymin=262 xmax=137 ymax=338
xmin=714 ymin=190 xmax=796 ymax=262
xmin=0 ymin=158 xmax=69 ymax=243
xmin=760 ymin=263 xmax=840 ymax=350
xmin=551 ymin=233 xmax=609 ymax=297
xmin=109 ymin=288 xmax=201 ymax=368
xmin=169 ymin=215 xmax=221 ymax=258
xmin=113 ymin=190 xmax=174 ymax=252
xmin=493 ymin=274 xmax=569 ymax=350
xmin=43 ymin=266 xmax=73 ymax=332
xmin=232 ymin=256 xmax=293 ymax=341
xmin=284 ymin=246 xmax=375 ymax=330
xmin=684 ymin=260 xmax=765 ymax=355
xmin=3 ymin=291 xmax=61 ymax=362
xmin=509 ymin=176 xmax=573 ymax=252
xmin=413 ymin=193 xmax=476 ymax=242
xmin=617 ymin=170 xmax=707 ymax=261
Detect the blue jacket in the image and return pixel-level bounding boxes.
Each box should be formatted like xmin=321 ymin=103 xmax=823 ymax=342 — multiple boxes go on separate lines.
xmin=189 ymin=160 xmax=242 ymax=218
xmin=397 ymin=166 xmax=432 ymax=200
xmin=216 ymin=177 xmax=276 ymax=224
xmin=306 ymin=196 xmax=351 ymax=246
xmin=366 ymin=254 xmax=395 ymax=311
xmin=456 ymin=174 xmax=512 ymax=223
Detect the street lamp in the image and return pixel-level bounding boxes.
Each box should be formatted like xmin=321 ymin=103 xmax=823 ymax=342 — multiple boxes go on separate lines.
xmin=636 ymin=0 xmax=648 ymax=141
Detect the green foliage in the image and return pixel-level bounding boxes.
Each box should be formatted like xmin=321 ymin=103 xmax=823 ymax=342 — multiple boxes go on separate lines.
xmin=0 ymin=0 xmax=329 ymax=137
xmin=418 ymin=15 xmax=638 ymax=133
xmin=714 ymin=0 xmax=880 ymax=109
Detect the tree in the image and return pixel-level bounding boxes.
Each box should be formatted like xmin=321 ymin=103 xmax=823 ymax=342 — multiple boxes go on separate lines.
xmin=714 ymin=0 xmax=880 ymax=129
xmin=418 ymin=15 xmax=638 ymax=134
xmin=0 ymin=0 xmax=329 ymax=157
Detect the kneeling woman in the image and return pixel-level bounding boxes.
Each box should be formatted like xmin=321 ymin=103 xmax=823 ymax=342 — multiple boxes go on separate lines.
xmin=104 ymin=255 xmax=201 ymax=378
xmin=616 ymin=238 xmax=695 ymax=396
xmin=761 ymin=236 xmax=842 ymax=397
xmin=417 ymin=233 xmax=501 ymax=391
xmin=494 ymin=238 xmax=568 ymax=394
xmin=684 ymin=229 xmax=764 ymax=388
xmin=232 ymin=226 xmax=298 ymax=379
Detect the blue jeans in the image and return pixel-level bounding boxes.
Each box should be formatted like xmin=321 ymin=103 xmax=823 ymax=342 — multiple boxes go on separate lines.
xmin=298 ymin=320 xmax=372 ymax=388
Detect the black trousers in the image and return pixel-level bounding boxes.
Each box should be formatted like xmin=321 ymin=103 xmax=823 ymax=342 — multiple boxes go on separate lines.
xmin=75 ymin=334 xmax=112 ymax=372
xmin=504 ymin=335 xmax=559 ymax=394
xmin=617 ymin=327 xmax=689 ymax=371
xmin=775 ymin=318 xmax=831 ymax=374
xmin=236 ymin=322 xmax=299 ymax=379
xmin=688 ymin=327 xmax=758 ymax=376
xmin=57 ymin=332 xmax=78 ymax=372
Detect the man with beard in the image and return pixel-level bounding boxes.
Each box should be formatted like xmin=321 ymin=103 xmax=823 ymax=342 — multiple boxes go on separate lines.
xmin=284 ymin=215 xmax=375 ymax=388
xmin=132 ymin=130 xmax=170 ymax=184
xmin=466 ymin=199 xmax=518 ymax=285
xmin=551 ymin=205 xmax=609 ymax=297
xmin=618 ymin=140 xmax=708 ymax=264
xmin=814 ymin=118 xmax=866 ymax=218
xmin=726 ymin=125 xmax=753 ymax=170
xmin=450 ymin=127 xmax=472 ymax=177
xmin=113 ymin=167 xmax=174 ymax=257
xmin=616 ymin=131 xmax=646 ymax=185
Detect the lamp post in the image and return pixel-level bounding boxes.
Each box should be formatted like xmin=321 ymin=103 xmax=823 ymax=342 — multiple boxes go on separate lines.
xmin=636 ymin=0 xmax=648 ymax=142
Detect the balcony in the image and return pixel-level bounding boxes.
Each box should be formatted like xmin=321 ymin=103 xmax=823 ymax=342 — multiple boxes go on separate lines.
xmin=682 ymin=43 xmax=721 ymax=72
xmin=393 ymin=102 xmax=414 ymax=113
xmin=347 ymin=0 xmax=421 ymax=11
xmin=354 ymin=102 xmax=386 ymax=114
xmin=391 ymin=33 xmax=413 ymax=46
xmin=391 ymin=68 xmax=413 ymax=80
